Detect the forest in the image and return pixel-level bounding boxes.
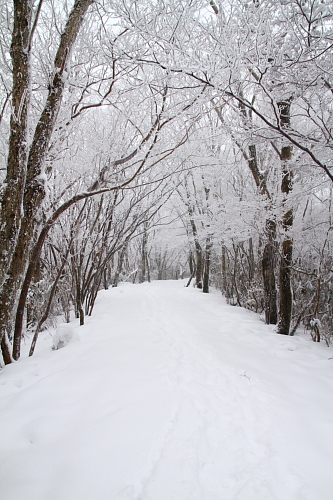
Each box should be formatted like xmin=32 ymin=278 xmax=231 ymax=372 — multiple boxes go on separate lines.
xmin=0 ymin=0 xmax=332 ymax=365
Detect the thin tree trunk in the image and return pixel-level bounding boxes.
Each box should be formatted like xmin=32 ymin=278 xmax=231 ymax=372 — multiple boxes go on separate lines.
xmin=103 ymin=268 xmax=108 ymax=290
xmin=189 ymin=252 xmax=194 ymax=275
xmin=113 ymin=243 xmax=128 ymax=287
xmin=75 ymin=262 xmax=85 ymax=326
xmin=77 ymin=284 xmax=85 ymax=326
xmin=221 ymin=245 xmax=227 ymax=294
xmin=186 ymin=268 xmax=196 ymax=287
xmin=28 ymin=245 xmax=71 ymax=357
xmin=140 ymin=227 xmax=148 ymax=283
xmin=146 ymin=253 xmax=151 ymax=283
xmin=232 ymin=243 xmax=241 ymax=306
xmin=194 ymin=239 xmax=203 ymax=289
xmin=262 ymin=219 xmax=278 ymax=324
xmin=203 ymin=238 xmax=212 ymax=293
xmin=86 ymin=272 xmax=103 ymax=316
xmin=248 ymin=237 xmax=254 ymax=282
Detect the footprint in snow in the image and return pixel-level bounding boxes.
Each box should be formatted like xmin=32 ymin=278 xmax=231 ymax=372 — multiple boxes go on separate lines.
xmin=14 ymin=378 xmax=22 ymax=388
xmin=115 ymin=485 xmax=139 ymax=500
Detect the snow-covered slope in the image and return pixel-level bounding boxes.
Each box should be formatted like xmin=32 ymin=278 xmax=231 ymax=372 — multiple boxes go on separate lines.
xmin=1 ymin=281 xmax=333 ymax=500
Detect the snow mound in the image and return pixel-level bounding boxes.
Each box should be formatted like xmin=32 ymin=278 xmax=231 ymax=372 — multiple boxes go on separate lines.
xmin=52 ymin=323 xmax=78 ymax=350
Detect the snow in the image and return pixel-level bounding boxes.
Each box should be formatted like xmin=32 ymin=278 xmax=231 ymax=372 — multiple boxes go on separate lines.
xmin=52 ymin=323 xmax=77 ymax=350
xmin=1 ymin=280 xmax=333 ymax=500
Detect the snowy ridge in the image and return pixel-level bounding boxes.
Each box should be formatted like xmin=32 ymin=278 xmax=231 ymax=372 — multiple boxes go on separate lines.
xmin=1 ymin=280 xmax=333 ymax=500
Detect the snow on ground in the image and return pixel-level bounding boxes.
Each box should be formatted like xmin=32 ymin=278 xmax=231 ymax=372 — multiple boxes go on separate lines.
xmin=1 ymin=280 xmax=333 ymax=500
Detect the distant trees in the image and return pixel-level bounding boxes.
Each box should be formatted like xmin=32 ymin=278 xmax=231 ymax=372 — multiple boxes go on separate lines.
xmin=0 ymin=0 xmax=203 ymax=363
xmin=122 ymin=0 xmax=332 ymax=337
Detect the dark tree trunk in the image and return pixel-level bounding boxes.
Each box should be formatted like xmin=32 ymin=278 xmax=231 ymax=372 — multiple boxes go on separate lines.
xmin=214 ymin=81 xmax=278 ymax=320
xmin=203 ymin=238 xmax=212 ymax=293
xmin=221 ymin=245 xmax=227 ymax=294
xmin=189 ymin=252 xmax=194 ymax=275
xmin=184 ymin=175 xmax=203 ymax=289
xmin=1 ymin=335 xmax=12 ymax=365
xmin=186 ymin=268 xmax=196 ymax=287
xmin=75 ymin=267 xmax=85 ymax=326
xmin=103 ymin=268 xmax=108 ymax=290
xmin=262 ymin=219 xmax=278 ymax=324
xmin=277 ymin=100 xmax=293 ymax=335
xmin=0 ymin=0 xmax=32 ymax=291
xmin=248 ymin=237 xmax=255 ymax=282
xmin=113 ymin=243 xmax=128 ymax=287
xmin=195 ymin=240 xmax=203 ymax=289
xmin=86 ymin=271 xmax=103 ymax=317
xmin=139 ymin=225 xmax=148 ymax=283
xmin=278 ymin=234 xmax=293 ymax=335
xmin=232 ymin=243 xmax=241 ymax=306
xmin=147 ymin=255 xmax=151 ymax=283
xmin=0 ymin=0 xmax=93 ymax=358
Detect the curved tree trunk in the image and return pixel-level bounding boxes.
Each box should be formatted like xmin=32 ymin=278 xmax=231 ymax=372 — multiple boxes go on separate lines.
xmin=0 ymin=0 xmax=93 ymax=359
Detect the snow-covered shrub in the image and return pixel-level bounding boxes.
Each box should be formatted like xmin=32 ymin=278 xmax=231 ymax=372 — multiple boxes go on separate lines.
xmin=52 ymin=324 xmax=76 ymax=350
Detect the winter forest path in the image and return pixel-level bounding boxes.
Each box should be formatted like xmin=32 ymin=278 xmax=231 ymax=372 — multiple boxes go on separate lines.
xmin=1 ymin=281 xmax=333 ymax=500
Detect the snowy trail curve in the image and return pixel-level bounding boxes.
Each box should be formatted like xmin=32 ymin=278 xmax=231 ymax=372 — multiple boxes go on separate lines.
xmin=1 ymin=281 xmax=333 ymax=500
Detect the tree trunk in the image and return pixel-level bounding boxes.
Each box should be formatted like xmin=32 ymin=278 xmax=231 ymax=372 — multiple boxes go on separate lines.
xmin=221 ymin=245 xmax=227 ymax=294
xmin=278 ymin=233 xmax=293 ymax=335
xmin=203 ymin=238 xmax=212 ymax=293
xmin=189 ymin=252 xmax=194 ymax=275
xmin=139 ymin=227 xmax=148 ymax=283
xmin=0 ymin=0 xmax=32 ymax=291
xmin=232 ymin=243 xmax=241 ymax=306
xmin=1 ymin=335 xmax=13 ymax=365
xmin=262 ymin=219 xmax=278 ymax=324
xmin=186 ymin=268 xmax=196 ymax=287
xmin=75 ymin=262 xmax=85 ymax=326
xmin=77 ymin=281 xmax=85 ymax=326
xmin=248 ymin=237 xmax=255 ymax=283
xmin=28 ymin=245 xmax=71 ymax=357
xmin=194 ymin=240 xmax=203 ymax=289
xmin=277 ymin=100 xmax=293 ymax=336
xmin=0 ymin=0 xmax=93 ymax=357
xmin=113 ymin=243 xmax=128 ymax=287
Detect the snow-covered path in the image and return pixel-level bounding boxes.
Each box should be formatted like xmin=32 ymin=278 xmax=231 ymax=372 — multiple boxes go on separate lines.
xmin=1 ymin=281 xmax=333 ymax=500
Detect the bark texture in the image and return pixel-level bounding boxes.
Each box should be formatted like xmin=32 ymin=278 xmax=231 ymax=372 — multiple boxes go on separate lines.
xmin=0 ymin=0 xmax=32 ymax=290
xmin=277 ymin=100 xmax=293 ymax=336
xmin=202 ymin=238 xmax=212 ymax=294
xmin=262 ymin=220 xmax=278 ymax=324
xmin=0 ymin=0 xmax=93 ymax=359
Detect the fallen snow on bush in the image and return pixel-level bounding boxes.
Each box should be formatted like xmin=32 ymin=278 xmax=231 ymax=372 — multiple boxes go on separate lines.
xmin=1 ymin=280 xmax=333 ymax=500
xmin=52 ymin=323 xmax=76 ymax=350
